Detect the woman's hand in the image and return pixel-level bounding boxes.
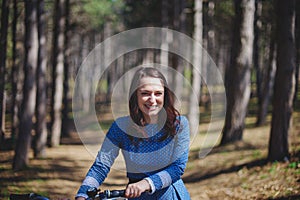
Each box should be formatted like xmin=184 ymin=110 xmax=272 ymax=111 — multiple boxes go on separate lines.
xmin=75 ymin=197 xmax=86 ymax=200
xmin=125 ymin=179 xmax=151 ymax=198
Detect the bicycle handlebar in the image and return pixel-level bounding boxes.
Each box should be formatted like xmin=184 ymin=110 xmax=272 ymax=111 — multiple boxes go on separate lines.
xmin=9 ymin=188 xmax=126 ymax=200
xmin=87 ymin=187 xmax=126 ymax=200
xmin=102 ymin=189 xmax=126 ymax=198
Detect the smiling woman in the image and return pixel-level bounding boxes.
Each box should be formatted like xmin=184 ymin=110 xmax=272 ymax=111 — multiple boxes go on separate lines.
xmin=136 ymin=77 xmax=165 ymax=124
xmin=76 ymin=67 xmax=191 ymax=200
xmin=129 ymin=68 xmax=180 ymax=139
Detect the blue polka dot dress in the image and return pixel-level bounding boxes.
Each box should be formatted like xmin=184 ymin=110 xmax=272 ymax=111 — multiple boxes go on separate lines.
xmin=76 ymin=116 xmax=191 ymax=200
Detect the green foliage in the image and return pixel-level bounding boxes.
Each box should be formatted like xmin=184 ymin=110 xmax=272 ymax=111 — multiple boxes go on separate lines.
xmin=217 ymin=0 xmax=235 ymax=17
xmin=183 ymin=67 xmax=192 ymax=83
xmin=98 ymin=79 xmax=108 ymax=93
xmin=99 ymin=119 xmax=113 ymax=131
xmin=83 ymin=0 xmax=125 ymax=29
xmin=269 ymin=161 xmax=278 ymax=174
xmin=214 ymin=0 xmax=234 ymax=27
xmin=252 ymin=149 xmax=262 ymax=159
xmin=288 ymin=161 xmax=299 ymax=169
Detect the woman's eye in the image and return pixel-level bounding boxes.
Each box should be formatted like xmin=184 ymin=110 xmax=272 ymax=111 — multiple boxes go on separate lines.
xmin=139 ymin=91 xmax=163 ymax=97
xmin=141 ymin=92 xmax=149 ymax=96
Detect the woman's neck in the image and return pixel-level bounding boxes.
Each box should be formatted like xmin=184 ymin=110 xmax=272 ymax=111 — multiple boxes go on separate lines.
xmin=144 ymin=115 xmax=158 ymax=124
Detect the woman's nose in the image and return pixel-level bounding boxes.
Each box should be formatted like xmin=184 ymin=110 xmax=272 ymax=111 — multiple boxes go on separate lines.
xmin=149 ymin=93 xmax=156 ymax=103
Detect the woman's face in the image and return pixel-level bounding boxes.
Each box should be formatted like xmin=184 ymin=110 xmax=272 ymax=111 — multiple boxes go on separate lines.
xmin=137 ymin=77 xmax=164 ymax=123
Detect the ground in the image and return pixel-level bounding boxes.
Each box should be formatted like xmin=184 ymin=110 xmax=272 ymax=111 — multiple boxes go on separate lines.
xmin=0 ymin=118 xmax=300 ymax=200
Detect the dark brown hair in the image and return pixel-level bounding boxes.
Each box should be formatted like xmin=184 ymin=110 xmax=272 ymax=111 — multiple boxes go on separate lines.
xmin=129 ymin=67 xmax=180 ymax=140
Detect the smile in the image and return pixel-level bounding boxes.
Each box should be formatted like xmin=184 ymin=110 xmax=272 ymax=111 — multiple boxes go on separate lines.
xmin=145 ymin=105 xmax=159 ymax=110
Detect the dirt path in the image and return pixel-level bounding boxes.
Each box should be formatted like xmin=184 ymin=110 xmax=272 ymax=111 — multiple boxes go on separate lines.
xmin=1 ymin=124 xmax=300 ymax=199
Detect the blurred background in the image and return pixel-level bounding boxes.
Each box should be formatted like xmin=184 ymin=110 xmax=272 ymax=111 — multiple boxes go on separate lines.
xmin=0 ymin=0 xmax=299 ymax=199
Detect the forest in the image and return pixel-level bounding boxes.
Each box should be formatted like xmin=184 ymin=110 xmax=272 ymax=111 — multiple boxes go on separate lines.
xmin=0 ymin=0 xmax=299 ymax=199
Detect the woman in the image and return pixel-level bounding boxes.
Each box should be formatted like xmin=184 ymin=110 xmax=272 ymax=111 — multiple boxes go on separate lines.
xmin=76 ymin=67 xmax=191 ymax=199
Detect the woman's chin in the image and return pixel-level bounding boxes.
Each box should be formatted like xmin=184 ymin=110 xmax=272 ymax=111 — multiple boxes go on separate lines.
xmin=146 ymin=109 xmax=161 ymax=116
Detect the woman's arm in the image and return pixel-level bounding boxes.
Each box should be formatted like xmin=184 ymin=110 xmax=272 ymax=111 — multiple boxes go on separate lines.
xmin=76 ymin=122 xmax=121 ymax=199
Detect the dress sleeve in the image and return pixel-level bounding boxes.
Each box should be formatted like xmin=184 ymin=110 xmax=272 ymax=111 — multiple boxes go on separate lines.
xmin=76 ymin=121 xmax=121 ymax=199
xmin=145 ymin=116 xmax=190 ymax=194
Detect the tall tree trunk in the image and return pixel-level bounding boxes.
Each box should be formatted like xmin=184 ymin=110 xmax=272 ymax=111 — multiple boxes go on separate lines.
xmin=78 ymin=34 xmax=90 ymax=110
xmin=294 ymin=0 xmax=300 ymax=104
xmin=188 ymin=0 xmax=202 ymax=134
xmin=160 ymin=0 xmax=169 ymax=69
xmin=204 ymin=1 xmax=217 ymax=108
xmin=268 ymin=0 xmax=296 ymax=162
xmin=62 ymin=0 xmax=71 ymax=137
xmin=13 ymin=0 xmax=39 ymax=170
xmin=34 ymin=0 xmax=48 ymax=158
xmin=254 ymin=0 xmax=263 ymax=123
xmin=0 ymin=0 xmax=10 ymax=146
xmin=104 ymin=23 xmax=114 ymax=103
xmin=11 ymin=0 xmax=20 ymax=147
xmin=174 ymin=0 xmax=187 ymax=101
xmin=50 ymin=0 xmax=66 ymax=147
xmin=256 ymin=23 xmax=276 ymax=126
xmin=207 ymin=0 xmax=216 ymax=61
xmin=220 ymin=0 xmax=255 ymax=145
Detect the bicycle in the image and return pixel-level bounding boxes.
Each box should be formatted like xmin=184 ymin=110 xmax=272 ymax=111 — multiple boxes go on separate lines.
xmin=9 ymin=187 xmax=127 ymax=200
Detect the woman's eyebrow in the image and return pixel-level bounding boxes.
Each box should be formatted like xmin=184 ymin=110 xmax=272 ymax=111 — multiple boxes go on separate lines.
xmin=139 ymin=89 xmax=164 ymax=92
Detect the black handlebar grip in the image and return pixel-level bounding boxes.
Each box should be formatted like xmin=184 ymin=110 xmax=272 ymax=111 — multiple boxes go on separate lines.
xmin=10 ymin=194 xmax=31 ymax=200
xmin=87 ymin=187 xmax=99 ymax=198
xmin=107 ymin=190 xmax=126 ymax=198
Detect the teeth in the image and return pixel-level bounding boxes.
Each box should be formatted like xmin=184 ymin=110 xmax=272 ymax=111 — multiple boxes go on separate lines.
xmin=146 ymin=105 xmax=157 ymax=109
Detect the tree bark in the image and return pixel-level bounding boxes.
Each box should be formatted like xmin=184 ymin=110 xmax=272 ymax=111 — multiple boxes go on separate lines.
xmin=172 ymin=0 xmax=186 ymax=99
xmin=160 ymin=0 xmax=169 ymax=69
xmin=10 ymin=0 xmax=20 ymax=146
xmin=13 ymin=0 xmax=39 ymax=170
xmin=104 ymin=23 xmax=115 ymax=103
xmin=207 ymin=1 xmax=216 ymax=62
xmin=256 ymin=23 xmax=276 ymax=126
xmin=268 ymin=0 xmax=296 ymax=162
xmin=0 ymin=0 xmax=9 ymax=146
xmin=221 ymin=0 xmax=255 ymax=145
xmin=254 ymin=0 xmax=263 ymax=123
xmin=50 ymin=0 xmax=66 ymax=147
xmin=34 ymin=0 xmax=48 ymax=158
xmin=78 ymin=34 xmax=90 ymax=110
xmin=188 ymin=0 xmax=202 ymax=134
xmin=61 ymin=0 xmax=71 ymax=137
xmin=294 ymin=0 xmax=300 ymax=104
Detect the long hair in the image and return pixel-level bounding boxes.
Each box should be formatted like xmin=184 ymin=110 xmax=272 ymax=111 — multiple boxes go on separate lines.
xmin=129 ymin=67 xmax=180 ymax=140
